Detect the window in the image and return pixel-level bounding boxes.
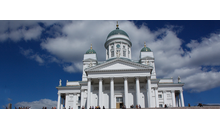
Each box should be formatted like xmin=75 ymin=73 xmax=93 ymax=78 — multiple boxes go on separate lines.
xmin=111 ymin=45 xmax=114 ymax=49
xmin=116 ymin=97 xmax=123 ymax=103
xmin=158 ymin=94 xmax=162 ymax=98
xmin=123 ymin=50 xmax=126 ymax=57
xmin=78 ymin=96 xmax=81 ymax=101
xmin=111 ymin=51 xmax=114 ymax=57
xmin=159 ymin=104 xmax=163 ymax=108
xmin=123 ymin=45 xmax=125 ymax=49
xmin=116 ymin=50 xmax=120 ymax=57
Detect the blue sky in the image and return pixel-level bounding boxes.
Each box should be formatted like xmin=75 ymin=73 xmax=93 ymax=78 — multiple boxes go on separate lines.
xmin=1 ymin=20 xmax=220 ymax=109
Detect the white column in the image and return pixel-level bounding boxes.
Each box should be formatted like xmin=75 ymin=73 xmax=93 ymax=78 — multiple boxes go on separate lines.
xmin=81 ymin=90 xmax=84 ymax=108
xmin=87 ymin=78 xmax=91 ymax=109
xmin=136 ymin=77 xmax=140 ymax=106
xmin=163 ymin=91 xmax=166 ymax=107
xmin=99 ymin=78 xmax=103 ymax=107
xmin=57 ymin=93 xmax=61 ymax=109
xmin=124 ymin=77 xmax=128 ymax=108
xmin=147 ymin=77 xmax=151 ymax=108
xmin=73 ymin=94 xmax=77 ymax=109
xmin=155 ymin=88 xmax=159 ymax=107
xmin=110 ymin=78 xmax=114 ymax=109
xmin=171 ymin=90 xmax=176 ymax=107
xmin=180 ymin=90 xmax=185 ymax=107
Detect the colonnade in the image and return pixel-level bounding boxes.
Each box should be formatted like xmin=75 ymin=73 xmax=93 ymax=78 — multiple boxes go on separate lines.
xmin=87 ymin=77 xmax=152 ymax=109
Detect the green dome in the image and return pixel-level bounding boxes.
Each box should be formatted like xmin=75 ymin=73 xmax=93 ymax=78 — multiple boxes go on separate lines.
xmin=107 ymin=28 xmax=129 ymax=39
xmin=86 ymin=48 xmax=96 ymax=54
xmin=141 ymin=46 xmax=151 ymax=52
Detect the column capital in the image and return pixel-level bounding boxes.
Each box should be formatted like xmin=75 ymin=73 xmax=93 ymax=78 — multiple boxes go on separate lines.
xmin=98 ymin=78 xmax=103 ymax=81
xmin=179 ymin=89 xmax=183 ymax=92
xmin=110 ymin=77 xmax=114 ymax=80
xmin=171 ymin=90 xmax=175 ymax=93
xmin=123 ymin=77 xmax=128 ymax=80
xmin=163 ymin=90 xmax=166 ymax=93
xmin=135 ymin=77 xmax=139 ymax=80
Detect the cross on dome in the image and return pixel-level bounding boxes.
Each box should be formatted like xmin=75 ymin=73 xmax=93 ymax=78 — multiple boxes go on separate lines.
xmin=116 ymin=21 xmax=119 ymax=29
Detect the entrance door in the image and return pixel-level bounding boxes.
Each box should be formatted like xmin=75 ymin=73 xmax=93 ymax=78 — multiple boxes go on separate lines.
xmin=116 ymin=97 xmax=123 ymax=109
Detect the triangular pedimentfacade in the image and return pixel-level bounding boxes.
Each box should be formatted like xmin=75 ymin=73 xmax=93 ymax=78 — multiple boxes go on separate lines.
xmin=85 ymin=58 xmax=153 ymax=72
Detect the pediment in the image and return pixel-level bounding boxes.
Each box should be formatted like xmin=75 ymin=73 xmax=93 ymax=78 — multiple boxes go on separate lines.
xmin=85 ymin=58 xmax=153 ymax=72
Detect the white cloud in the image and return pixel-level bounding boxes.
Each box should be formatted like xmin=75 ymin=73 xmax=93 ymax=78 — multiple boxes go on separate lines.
xmin=39 ymin=20 xmax=220 ymax=92
xmin=0 ymin=25 xmax=43 ymax=42
xmin=8 ymin=20 xmax=220 ymax=93
xmin=20 ymin=47 xmax=44 ymax=64
xmin=0 ymin=20 xmax=69 ymax=42
xmin=15 ymin=99 xmax=57 ymax=109
xmin=63 ymin=64 xmax=76 ymax=73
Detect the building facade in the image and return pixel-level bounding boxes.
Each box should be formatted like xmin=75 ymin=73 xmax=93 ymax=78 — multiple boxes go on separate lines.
xmin=56 ymin=23 xmax=185 ymax=109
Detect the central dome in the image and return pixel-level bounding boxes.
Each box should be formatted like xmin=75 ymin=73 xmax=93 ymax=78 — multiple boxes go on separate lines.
xmin=105 ymin=22 xmax=132 ymax=48
xmin=107 ymin=28 xmax=129 ymax=39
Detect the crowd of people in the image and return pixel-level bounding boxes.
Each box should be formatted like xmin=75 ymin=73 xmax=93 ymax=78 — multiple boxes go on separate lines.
xmin=3 ymin=106 xmax=58 ymax=109
xmin=8 ymin=103 xmax=198 ymax=109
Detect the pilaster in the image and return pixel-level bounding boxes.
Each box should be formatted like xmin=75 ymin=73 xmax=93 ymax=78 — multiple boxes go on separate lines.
xmin=147 ymin=77 xmax=151 ymax=108
xmin=154 ymin=88 xmax=159 ymax=107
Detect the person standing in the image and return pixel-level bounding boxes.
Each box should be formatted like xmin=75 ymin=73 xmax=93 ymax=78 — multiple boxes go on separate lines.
xmin=139 ymin=105 xmax=141 ymax=109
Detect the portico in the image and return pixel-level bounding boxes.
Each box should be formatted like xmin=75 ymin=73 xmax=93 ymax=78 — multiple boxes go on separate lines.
xmin=86 ymin=76 xmax=153 ymax=109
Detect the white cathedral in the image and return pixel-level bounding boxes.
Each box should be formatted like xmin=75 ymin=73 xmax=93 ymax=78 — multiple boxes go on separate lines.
xmin=56 ymin=23 xmax=185 ymax=109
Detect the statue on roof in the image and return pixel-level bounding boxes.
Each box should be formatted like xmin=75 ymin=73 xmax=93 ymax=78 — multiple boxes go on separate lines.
xmin=59 ymin=79 xmax=62 ymax=86
xmin=178 ymin=76 xmax=181 ymax=83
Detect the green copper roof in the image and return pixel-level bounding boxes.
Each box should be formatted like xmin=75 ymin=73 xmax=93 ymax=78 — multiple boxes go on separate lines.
xmin=86 ymin=48 xmax=96 ymax=54
xmin=141 ymin=46 xmax=151 ymax=52
xmin=107 ymin=28 xmax=129 ymax=39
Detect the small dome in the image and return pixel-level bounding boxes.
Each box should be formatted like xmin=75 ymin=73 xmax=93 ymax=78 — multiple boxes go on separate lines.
xmin=141 ymin=47 xmax=151 ymax=52
xmin=141 ymin=43 xmax=151 ymax=52
xmin=86 ymin=44 xmax=96 ymax=54
xmin=86 ymin=49 xmax=96 ymax=54
xmin=107 ymin=28 xmax=129 ymax=39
